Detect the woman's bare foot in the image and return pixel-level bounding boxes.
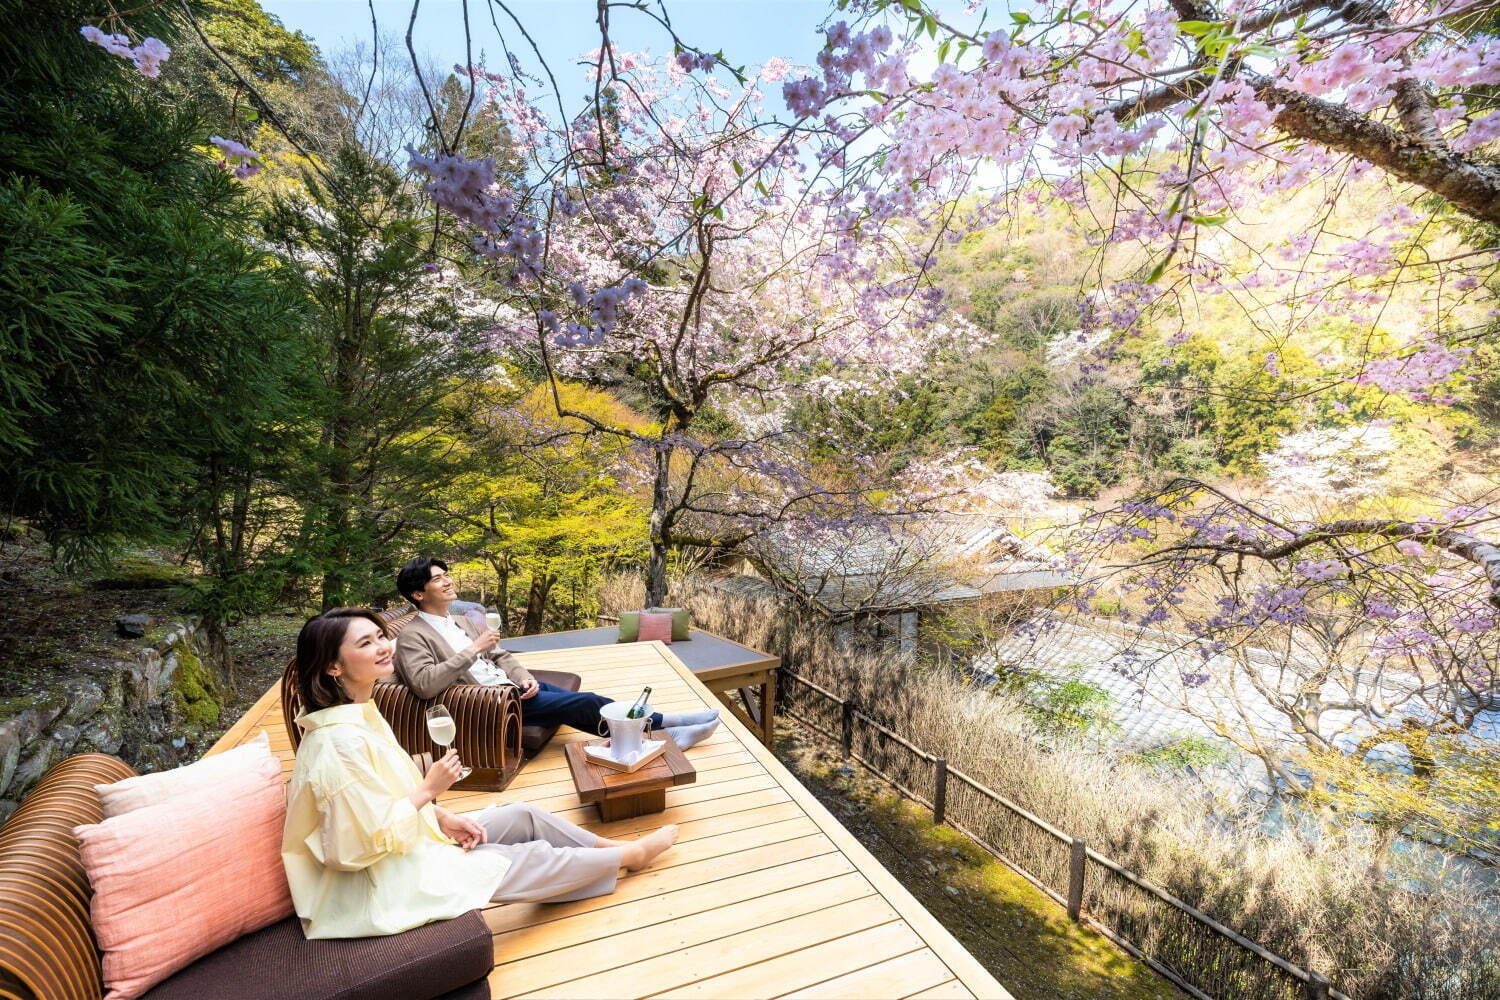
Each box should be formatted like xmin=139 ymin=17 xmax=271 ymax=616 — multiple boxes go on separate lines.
xmin=617 ymin=824 xmax=678 ymax=871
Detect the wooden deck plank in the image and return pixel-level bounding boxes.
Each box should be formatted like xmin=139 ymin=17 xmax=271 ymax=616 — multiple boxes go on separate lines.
xmin=492 ymin=852 xmax=859 ymax=960
xmin=212 ymin=641 xmax=1011 ymax=1000
xmin=483 ymin=835 xmax=842 ymax=935
xmin=502 ymin=896 xmax=902 ymax=999
xmin=905 ymin=980 xmax=977 ymax=999
xmin=777 ymin=947 xmax=957 ymax=999
xmin=491 ymin=875 xmax=880 ymax=997
xmin=660 ymin=920 xmax=928 ymax=999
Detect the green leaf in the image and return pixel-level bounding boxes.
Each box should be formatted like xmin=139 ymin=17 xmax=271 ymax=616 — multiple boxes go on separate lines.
xmin=1188 ymin=213 xmax=1229 ymax=226
xmin=711 ymin=205 xmax=725 ymax=220
xmin=925 ymin=14 xmax=938 ymax=38
xmin=1011 ymin=10 xmax=1031 ymax=24
xmin=732 ymin=159 xmax=743 ymax=177
xmin=1144 ymin=258 xmax=1171 ymax=284
xmin=937 ymin=38 xmax=951 ymax=62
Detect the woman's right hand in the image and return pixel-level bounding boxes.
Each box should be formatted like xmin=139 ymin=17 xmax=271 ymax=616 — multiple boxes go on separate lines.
xmin=422 ymin=749 xmax=465 ymax=799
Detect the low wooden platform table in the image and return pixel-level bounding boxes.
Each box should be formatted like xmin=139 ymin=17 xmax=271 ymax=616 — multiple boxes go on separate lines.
xmin=564 ymin=734 xmax=697 ymax=821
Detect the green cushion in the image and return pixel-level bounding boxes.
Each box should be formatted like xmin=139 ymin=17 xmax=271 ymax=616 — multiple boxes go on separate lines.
xmin=648 ymin=607 xmax=691 ymax=642
xmin=617 ymin=607 xmax=691 ymax=642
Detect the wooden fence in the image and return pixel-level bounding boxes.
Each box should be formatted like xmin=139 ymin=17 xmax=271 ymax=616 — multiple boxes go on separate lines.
xmin=779 ymin=669 xmax=1348 ymax=1000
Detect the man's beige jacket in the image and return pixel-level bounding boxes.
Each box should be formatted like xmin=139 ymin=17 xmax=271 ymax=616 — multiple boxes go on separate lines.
xmin=392 ymin=613 xmax=535 ymax=700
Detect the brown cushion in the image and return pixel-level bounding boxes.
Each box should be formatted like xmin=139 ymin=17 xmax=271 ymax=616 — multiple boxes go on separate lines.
xmin=437 ymin=981 xmax=492 ymax=1000
xmin=141 ymin=910 xmax=493 ymax=1000
xmin=522 ymin=670 xmax=582 ymax=756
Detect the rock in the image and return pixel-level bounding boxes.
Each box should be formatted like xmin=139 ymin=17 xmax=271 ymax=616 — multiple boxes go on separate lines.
xmin=158 ymin=652 xmax=180 ymax=690
xmin=0 ymin=727 xmax=20 ymax=796
xmin=11 ymin=743 xmax=54 ymax=792
xmin=116 ymin=613 xmax=151 ymax=638
xmin=50 ymin=725 xmax=79 ymax=748
xmin=945 ymin=884 xmax=960 ymax=896
xmin=81 ymin=721 xmax=121 ymax=755
xmin=0 ymin=800 xmax=16 ymax=826
xmin=61 ymin=682 xmax=105 ymax=727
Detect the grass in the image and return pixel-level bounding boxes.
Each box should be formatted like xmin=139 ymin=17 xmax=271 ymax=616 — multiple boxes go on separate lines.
xmin=776 ymin=723 xmax=1181 ymax=1000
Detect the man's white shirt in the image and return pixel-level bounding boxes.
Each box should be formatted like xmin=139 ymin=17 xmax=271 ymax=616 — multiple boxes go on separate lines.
xmin=417 ymin=611 xmax=514 ymax=687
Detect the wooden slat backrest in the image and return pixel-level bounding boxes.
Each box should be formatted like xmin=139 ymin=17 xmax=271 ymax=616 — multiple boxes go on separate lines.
xmin=279 ymin=607 xmax=522 ymax=783
xmin=280 ymin=607 xmax=417 ymax=751
xmin=0 ymin=754 xmax=135 ymax=1000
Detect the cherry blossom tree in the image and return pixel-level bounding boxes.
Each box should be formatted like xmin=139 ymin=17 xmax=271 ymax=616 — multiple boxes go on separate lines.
xmin=1063 ymin=479 xmax=1500 ymax=862
xmin=408 ymin=49 xmax=978 ymax=604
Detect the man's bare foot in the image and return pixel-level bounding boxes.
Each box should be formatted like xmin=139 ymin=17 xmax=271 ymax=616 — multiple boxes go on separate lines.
xmin=618 ymin=824 xmax=678 ymax=871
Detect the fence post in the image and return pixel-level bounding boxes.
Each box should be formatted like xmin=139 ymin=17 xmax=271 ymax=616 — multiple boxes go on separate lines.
xmin=1067 ymin=838 xmax=1087 ymax=922
xmin=1305 ymin=972 xmax=1331 ymax=1000
xmin=932 ymin=757 xmax=948 ymax=825
xmin=841 ymin=698 xmax=856 ymax=761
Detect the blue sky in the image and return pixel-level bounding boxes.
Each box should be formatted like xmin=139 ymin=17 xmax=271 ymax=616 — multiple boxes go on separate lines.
xmin=261 ymin=1 xmax=995 ymax=116
xmin=262 ymin=0 xmax=838 ymax=111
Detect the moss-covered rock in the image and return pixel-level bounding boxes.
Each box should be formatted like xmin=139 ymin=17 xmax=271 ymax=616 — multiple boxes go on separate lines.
xmin=168 ymin=641 xmax=222 ymax=739
xmin=90 ymin=554 xmax=193 ymax=591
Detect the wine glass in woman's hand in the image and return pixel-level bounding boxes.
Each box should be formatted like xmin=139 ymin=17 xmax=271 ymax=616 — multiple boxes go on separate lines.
xmin=425 ymin=705 xmax=472 ymax=781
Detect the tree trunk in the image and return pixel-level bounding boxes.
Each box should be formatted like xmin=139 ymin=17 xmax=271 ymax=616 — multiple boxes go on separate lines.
xmin=523 ymin=572 xmax=554 ymax=634
xmin=645 ymin=438 xmax=674 ymax=607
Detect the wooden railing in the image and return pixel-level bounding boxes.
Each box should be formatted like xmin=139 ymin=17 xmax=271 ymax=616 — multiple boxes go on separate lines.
xmin=780 ymin=669 xmax=1345 ymax=1000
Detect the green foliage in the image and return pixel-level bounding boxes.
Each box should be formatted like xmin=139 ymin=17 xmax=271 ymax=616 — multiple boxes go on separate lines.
xmin=1131 ymin=733 xmax=1232 ymax=770
xmin=0 ymin=0 xmax=302 ymax=563
xmin=260 ymin=145 xmax=495 ymax=608
xmin=1211 ymin=345 xmax=1316 ymax=472
xmin=993 ymin=666 xmax=1119 ymax=741
xmin=441 ymin=378 xmax=650 ymax=633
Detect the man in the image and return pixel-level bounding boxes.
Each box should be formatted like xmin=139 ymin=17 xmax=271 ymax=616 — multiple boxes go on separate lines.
xmin=391 ymin=557 xmax=719 ymax=748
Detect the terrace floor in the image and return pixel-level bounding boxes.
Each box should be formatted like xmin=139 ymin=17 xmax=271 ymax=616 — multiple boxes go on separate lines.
xmin=208 ymin=640 xmax=1011 ymax=999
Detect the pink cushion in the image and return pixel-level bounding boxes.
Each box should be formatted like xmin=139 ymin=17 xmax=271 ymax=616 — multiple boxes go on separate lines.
xmin=74 ymin=745 xmax=293 ymax=999
xmin=638 ymin=611 xmax=674 ymax=644
xmin=96 ymin=729 xmax=272 ymax=818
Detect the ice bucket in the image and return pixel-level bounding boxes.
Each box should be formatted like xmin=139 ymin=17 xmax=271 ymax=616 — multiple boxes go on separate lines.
xmin=599 ymin=700 xmax=652 ymax=759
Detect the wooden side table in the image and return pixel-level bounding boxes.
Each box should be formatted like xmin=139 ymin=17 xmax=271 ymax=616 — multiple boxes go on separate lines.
xmin=564 ymin=735 xmax=697 ymax=821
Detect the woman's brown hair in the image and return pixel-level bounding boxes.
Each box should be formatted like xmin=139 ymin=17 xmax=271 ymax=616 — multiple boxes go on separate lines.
xmin=294 ymin=608 xmax=389 ymax=712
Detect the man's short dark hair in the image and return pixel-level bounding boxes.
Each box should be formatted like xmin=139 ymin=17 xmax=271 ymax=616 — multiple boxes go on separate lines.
xmin=396 ymin=556 xmax=449 ymax=606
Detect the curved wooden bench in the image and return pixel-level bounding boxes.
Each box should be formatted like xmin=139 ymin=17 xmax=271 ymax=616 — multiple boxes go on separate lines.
xmin=0 ymin=754 xmax=132 ymax=1000
xmin=0 ymin=753 xmax=494 ymax=1000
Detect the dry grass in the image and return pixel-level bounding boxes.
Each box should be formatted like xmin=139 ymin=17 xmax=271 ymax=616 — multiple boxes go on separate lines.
xmin=603 ymin=572 xmax=1500 ymax=1000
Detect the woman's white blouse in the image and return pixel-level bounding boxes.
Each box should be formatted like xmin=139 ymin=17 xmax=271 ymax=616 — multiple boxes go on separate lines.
xmin=281 ymin=701 xmax=509 ymax=938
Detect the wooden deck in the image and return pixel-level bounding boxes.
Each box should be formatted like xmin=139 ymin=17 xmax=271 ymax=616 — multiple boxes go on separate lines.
xmin=209 ymin=641 xmax=1011 ymax=1000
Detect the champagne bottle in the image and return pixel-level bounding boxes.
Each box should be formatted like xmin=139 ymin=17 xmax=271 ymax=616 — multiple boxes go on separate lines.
xmin=625 ymin=686 xmax=652 ymax=719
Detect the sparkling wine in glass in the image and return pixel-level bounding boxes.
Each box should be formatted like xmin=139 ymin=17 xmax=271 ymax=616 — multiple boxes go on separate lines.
xmin=425 ymin=704 xmax=472 ymax=780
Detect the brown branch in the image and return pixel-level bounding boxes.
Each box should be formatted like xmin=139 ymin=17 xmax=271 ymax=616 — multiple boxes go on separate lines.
xmin=1166 ymin=518 xmax=1500 ymax=608
xmin=1109 ymin=67 xmax=1500 ymax=225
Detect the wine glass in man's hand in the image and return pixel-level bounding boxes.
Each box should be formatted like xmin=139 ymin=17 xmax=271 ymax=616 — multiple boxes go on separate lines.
xmin=425 ymin=704 xmax=472 ymax=781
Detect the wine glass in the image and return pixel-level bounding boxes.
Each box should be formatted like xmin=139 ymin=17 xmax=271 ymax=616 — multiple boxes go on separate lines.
xmin=425 ymin=704 xmax=472 ymax=781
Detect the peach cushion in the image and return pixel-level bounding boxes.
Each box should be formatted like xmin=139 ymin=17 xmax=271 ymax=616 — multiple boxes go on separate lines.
xmin=96 ymin=730 xmax=272 ymax=818
xmin=74 ymin=744 xmax=293 ymax=999
xmin=638 ymin=611 xmax=674 ymax=644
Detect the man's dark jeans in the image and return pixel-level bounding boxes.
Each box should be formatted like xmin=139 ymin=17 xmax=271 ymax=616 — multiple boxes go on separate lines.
xmin=520 ymin=680 xmax=664 ymax=734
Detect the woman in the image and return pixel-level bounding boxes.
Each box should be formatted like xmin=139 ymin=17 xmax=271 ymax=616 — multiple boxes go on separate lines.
xmin=281 ymin=607 xmax=678 ymax=939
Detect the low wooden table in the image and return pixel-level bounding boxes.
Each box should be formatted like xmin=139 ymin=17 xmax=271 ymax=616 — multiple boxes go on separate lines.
xmin=563 ymin=735 xmax=697 ymax=821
